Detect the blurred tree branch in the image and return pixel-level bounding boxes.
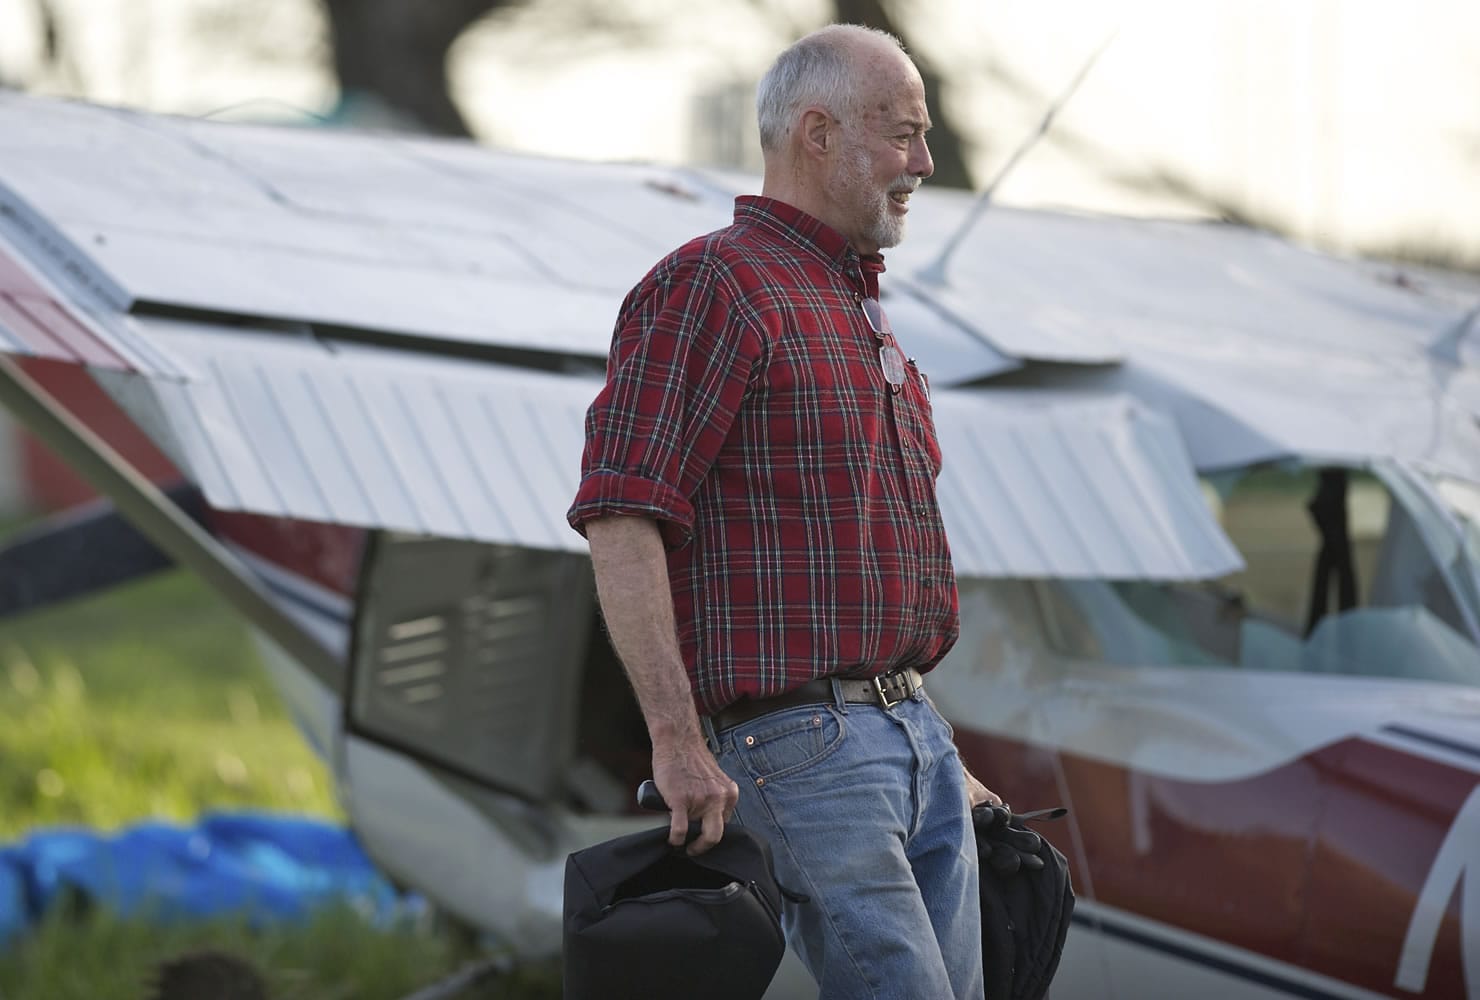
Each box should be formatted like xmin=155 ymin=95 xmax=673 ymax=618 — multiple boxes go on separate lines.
xmin=320 ymin=0 xmax=524 ymax=135
xmin=33 ymin=0 xmax=60 ymax=65
xmin=13 ymin=0 xmax=84 ymax=92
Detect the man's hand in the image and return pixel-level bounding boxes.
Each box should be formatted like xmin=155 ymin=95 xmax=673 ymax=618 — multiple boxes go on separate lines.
xmin=653 ymin=737 xmax=739 ymax=855
xmin=972 ymin=803 xmax=1046 ymax=875
xmin=963 ymin=761 xmax=1002 ymax=809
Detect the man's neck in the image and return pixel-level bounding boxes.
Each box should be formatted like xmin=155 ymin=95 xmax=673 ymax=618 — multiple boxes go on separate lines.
xmin=759 ymin=168 xmax=874 ymax=256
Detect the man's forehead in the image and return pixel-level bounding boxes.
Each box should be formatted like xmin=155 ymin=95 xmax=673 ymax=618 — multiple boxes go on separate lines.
xmin=855 ymin=54 xmax=927 ymax=109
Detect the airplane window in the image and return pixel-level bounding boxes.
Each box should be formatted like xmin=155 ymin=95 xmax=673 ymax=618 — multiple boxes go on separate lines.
xmin=1037 ymin=465 xmax=1480 ymax=686
xmin=1037 ymin=578 xmax=1241 ymax=668
xmin=1214 ymin=466 xmax=1389 ymax=628
xmin=1431 ymin=474 xmax=1480 ymax=626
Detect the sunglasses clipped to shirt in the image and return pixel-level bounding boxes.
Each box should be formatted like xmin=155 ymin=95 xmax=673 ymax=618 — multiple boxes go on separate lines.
xmin=862 ymin=297 xmax=908 ymax=394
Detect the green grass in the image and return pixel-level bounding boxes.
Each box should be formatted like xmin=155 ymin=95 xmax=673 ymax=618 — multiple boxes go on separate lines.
xmin=0 ymin=566 xmax=559 ymax=999
xmin=0 ymin=904 xmax=560 ymax=1000
xmin=0 ymin=569 xmax=341 ymax=835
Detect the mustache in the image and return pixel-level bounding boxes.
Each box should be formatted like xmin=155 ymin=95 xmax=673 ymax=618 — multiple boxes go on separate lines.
xmin=889 ymin=174 xmax=921 ymax=195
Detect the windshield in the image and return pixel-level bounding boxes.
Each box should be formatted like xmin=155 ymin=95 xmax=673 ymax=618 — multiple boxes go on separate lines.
xmin=1038 ymin=463 xmax=1480 ymax=687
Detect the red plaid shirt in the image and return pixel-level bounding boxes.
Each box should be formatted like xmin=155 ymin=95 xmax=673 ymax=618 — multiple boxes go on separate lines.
xmin=568 ymin=196 xmax=958 ymax=716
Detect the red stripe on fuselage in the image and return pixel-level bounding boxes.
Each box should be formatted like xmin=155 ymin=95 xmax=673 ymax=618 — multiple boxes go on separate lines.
xmin=957 ymin=729 xmax=1474 ymax=997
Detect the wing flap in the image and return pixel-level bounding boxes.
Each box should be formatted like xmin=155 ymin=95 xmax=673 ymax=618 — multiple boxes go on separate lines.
xmin=90 ymin=316 xmax=1239 ymax=580
xmin=93 ymin=317 xmax=593 ymax=552
xmin=932 ymin=391 xmax=1243 ymax=579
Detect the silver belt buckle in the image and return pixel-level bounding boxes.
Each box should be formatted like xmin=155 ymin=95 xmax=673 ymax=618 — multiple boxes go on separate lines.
xmin=872 ymin=672 xmax=906 ymax=708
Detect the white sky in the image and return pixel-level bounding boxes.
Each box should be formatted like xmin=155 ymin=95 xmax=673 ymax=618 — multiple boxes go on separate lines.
xmin=2 ymin=0 xmax=1478 ymax=264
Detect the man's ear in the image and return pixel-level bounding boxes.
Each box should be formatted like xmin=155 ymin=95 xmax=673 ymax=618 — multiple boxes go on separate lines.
xmin=799 ymin=106 xmax=834 ymax=159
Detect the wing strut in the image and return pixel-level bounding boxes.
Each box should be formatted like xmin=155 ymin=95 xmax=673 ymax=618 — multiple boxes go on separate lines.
xmin=0 ymin=355 xmax=344 ymax=691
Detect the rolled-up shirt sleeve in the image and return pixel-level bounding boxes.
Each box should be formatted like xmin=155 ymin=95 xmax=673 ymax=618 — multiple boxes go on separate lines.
xmin=568 ymin=255 xmax=763 ymax=549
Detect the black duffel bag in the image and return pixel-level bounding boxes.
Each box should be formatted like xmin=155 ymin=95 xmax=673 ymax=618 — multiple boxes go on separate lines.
xmin=563 ymin=821 xmax=801 ymax=1000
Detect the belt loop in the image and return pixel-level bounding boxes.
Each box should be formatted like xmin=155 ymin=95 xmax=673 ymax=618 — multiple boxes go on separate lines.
xmin=830 ymin=676 xmax=849 ymax=715
xmin=701 ymin=713 xmax=721 ymax=754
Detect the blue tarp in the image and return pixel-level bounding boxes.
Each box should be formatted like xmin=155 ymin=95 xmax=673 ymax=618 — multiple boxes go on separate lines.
xmin=0 ymin=813 xmax=405 ymax=946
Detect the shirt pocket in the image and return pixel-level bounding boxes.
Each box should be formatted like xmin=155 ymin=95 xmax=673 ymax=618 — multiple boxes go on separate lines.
xmin=904 ymin=360 xmax=943 ymax=475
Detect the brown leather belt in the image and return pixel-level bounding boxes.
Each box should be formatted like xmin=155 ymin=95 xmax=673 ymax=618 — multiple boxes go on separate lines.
xmin=708 ymin=667 xmax=924 ymax=733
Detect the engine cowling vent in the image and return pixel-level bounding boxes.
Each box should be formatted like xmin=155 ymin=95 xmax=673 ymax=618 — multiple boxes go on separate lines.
xmin=351 ymin=535 xmax=593 ymax=802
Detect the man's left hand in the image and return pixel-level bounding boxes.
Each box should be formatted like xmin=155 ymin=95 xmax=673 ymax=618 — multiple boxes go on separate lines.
xmin=963 ymin=762 xmax=1002 ymax=809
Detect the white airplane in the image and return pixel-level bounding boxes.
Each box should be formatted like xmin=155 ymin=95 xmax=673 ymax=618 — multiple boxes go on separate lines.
xmin=0 ymin=93 xmax=1477 ymax=1000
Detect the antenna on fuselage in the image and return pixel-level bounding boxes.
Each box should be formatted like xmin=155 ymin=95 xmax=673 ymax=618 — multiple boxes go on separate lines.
xmin=916 ymin=28 xmax=1119 ymax=288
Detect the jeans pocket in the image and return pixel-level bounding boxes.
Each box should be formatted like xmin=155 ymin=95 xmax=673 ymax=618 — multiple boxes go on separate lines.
xmin=732 ymin=705 xmax=846 ymax=783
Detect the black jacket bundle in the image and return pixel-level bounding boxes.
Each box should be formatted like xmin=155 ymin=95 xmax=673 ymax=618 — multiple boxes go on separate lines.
xmin=973 ymin=804 xmax=1076 ymax=1000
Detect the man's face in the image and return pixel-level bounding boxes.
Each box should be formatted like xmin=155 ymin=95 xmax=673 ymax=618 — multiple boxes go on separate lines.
xmin=825 ymin=56 xmax=934 ymax=254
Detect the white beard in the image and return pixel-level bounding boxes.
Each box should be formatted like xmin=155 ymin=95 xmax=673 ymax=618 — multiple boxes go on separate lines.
xmin=834 ymin=143 xmax=909 ymax=249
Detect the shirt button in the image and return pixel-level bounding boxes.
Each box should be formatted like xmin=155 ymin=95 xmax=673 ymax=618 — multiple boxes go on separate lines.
xmin=915 ymin=504 xmax=931 ymax=517
xmin=921 ymin=577 xmax=934 ymax=588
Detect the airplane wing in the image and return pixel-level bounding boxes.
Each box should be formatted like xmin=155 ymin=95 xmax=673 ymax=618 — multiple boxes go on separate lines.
xmin=890 ymin=194 xmax=1480 ymax=484
xmin=0 ymin=94 xmax=1242 ymax=580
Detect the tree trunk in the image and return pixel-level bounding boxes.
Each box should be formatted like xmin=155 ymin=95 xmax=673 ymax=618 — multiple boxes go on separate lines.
xmin=320 ymin=0 xmax=516 ymax=136
xmin=832 ymin=0 xmax=975 ymax=189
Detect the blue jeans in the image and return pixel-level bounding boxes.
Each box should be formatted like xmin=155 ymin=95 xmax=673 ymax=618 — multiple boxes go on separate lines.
xmin=711 ymin=684 xmax=984 ymax=1000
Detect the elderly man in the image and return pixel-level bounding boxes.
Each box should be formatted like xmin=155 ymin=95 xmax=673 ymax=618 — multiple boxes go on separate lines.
xmin=568 ymin=23 xmax=996 ymax=999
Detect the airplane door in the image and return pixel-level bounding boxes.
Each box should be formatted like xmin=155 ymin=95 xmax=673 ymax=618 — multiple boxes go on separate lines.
xmin=1024 ymin=579 xmax=1331 ymax=1000
xmin=1294 ymin=464 xmax=1480 ymax=997
xmin=1301 ymin=726 xmax=1478 ymax=999
xmin=1012 ymin=460 xmax=1480 ymax=999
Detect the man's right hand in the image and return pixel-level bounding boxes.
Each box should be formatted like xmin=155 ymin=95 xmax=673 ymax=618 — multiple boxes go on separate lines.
xmin=652 ymin=738 xmax=739 ymax=855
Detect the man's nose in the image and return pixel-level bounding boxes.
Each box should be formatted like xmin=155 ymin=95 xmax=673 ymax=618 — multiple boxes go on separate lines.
xmin=910 ymin=135 xmax=934 ymax=180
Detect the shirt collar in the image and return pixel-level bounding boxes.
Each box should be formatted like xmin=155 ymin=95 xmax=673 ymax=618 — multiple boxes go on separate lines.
xmin=733 ymin=196 xmax=888 ymax=284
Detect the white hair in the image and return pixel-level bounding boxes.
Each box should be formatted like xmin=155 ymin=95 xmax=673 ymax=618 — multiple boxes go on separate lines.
xmin=755 ymin=24 xmax=905 ymax=155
